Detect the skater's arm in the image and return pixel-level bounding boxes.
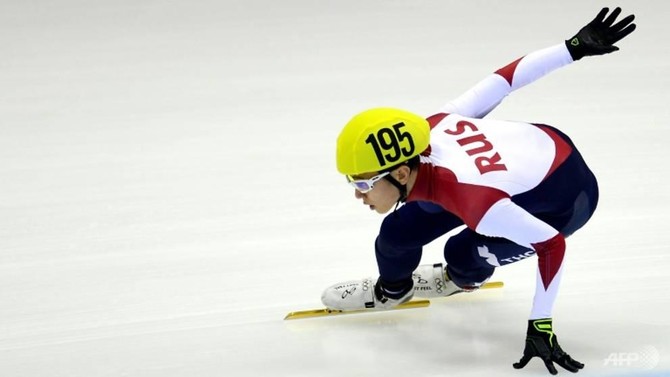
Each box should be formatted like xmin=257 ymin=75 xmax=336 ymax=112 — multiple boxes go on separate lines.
xmin=440 ymin=6 xmax=636 ymax=119
xmin=439 ymin=44 xmax=573 ymax=118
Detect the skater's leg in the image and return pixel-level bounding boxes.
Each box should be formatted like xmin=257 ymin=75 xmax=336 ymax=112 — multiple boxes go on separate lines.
xmin=444 ymin=229 xmax=536 ymax=287
xmin=376 ymin=201 xmax=462 ymax=295
xmin=322 ymin=201 xmax=462 ymax=310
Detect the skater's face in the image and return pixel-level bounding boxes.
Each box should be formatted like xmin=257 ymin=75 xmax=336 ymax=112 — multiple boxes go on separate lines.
xmin=351 ymin=166 xmax=413 ymax=214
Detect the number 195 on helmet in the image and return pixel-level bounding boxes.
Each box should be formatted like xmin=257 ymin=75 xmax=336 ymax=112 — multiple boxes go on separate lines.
xmin=336 ymin=108 xmax=431 ymax=176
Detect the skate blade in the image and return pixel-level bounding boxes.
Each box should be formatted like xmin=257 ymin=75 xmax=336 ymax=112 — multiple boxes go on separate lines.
xmin=481 ymin=281 xmax=504 ymax=289
xmin=284 ymin=299 xmax=430 ymax=320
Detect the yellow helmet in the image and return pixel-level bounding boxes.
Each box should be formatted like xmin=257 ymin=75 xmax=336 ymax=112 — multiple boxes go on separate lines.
xmin=336 ymin=108 xmax=430 ymax=175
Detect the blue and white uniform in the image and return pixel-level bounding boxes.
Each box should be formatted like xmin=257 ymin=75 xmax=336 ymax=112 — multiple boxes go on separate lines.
xmin=377 ymin=43 xmax=599 ymax=319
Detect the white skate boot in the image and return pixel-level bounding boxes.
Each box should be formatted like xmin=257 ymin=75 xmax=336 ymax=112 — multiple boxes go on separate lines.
xmin=412 ymin=263 xmax=487 ymax=298
xmin=321 ymin=277 xmax=414 ymax=311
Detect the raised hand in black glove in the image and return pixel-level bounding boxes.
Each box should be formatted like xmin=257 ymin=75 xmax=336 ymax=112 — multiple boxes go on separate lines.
xmin=565 ymin=7 xmax=636 ymax=61
xmin=513 ymin=318 xmax=584 ymax=375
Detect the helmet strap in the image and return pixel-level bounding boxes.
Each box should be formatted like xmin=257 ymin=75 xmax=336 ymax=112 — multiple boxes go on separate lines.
xmin=383 ymin=174 xmax=408 ymax=206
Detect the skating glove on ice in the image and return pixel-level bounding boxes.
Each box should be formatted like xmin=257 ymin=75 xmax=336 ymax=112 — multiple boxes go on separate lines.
xmin=565 ymin=7 xmax=636 ymax=61
xmin=513 ymin=318 xmax=584 ymax=375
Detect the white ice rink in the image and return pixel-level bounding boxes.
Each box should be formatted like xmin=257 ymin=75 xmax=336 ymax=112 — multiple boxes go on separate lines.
xmin=1 ymin=1 xmax=669 ymax=376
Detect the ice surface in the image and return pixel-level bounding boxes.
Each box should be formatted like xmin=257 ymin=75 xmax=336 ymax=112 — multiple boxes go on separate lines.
xmin=1 ymin=1 xmax=669 ymax=376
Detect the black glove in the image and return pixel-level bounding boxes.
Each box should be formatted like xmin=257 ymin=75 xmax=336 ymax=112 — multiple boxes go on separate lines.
xmin=565 ymin=7 xmax=636 ymax=60
xmin=513 ymin=318 xmax=584 ymax=375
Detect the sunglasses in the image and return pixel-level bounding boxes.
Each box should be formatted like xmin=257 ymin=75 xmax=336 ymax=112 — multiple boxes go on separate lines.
xmin=346 ymin=172 xmax=390 ymax=193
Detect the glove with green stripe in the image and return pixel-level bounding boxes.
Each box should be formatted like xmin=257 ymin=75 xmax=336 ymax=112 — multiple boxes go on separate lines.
xmin=565 ymin=7 xmax=636 ymax=61
xmin=513 ymin=318 xmax=585 ymax=375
